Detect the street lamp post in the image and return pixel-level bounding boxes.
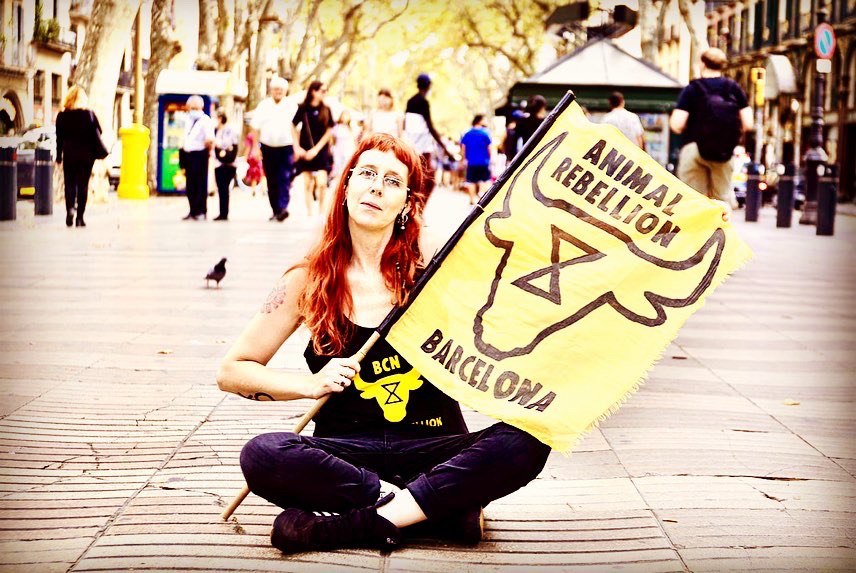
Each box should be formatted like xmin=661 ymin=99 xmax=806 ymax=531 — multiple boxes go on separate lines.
xmin=799 ymin=1 xmax=829 ymax=225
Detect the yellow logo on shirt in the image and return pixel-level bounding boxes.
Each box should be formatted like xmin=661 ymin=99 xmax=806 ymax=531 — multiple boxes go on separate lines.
xmin=353 ymin=360 xmax=423 ymax=422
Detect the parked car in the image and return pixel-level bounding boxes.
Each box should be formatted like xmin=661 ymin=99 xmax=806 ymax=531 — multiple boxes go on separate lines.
xmin=16 ymin=127 xmax=56 ymax=199
xmin=793 ymin=173 xmax=805 ymax=210
xmin=20 ymin=126 xmax=56 ymax=157
xmin=731 ymin=155 xmax=750 ymax=207
xmin=106 ymin=140 xmax=122 ymax=189
xmin=732 ymin=156 xmax=783 ymax=207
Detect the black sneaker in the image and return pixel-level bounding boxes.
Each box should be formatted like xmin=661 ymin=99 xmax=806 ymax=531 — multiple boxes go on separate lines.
xmin=275 ymin=209 xmax=289 ymax=221
xmin=404 ymin=507 xmax=484 ymax=545
xmin=271 ymin=493 xmax=401 ymax=554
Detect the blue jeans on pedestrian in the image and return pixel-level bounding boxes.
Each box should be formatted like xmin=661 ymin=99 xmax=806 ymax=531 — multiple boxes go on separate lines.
xmin=239 ymin=422 xmax=551 ymax=520
xmin=260 ymin=144 xmax=294 ymax=216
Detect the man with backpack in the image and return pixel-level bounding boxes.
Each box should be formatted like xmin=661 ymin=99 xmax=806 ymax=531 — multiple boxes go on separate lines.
xmin=669 ymin=48 xmax=753 ymax=205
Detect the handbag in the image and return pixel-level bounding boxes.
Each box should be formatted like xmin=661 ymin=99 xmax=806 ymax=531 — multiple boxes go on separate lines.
xmin=216 ymin=143 xmax=238 ymax=164
xmin=90 ymin=111 xmax=108 ymax=160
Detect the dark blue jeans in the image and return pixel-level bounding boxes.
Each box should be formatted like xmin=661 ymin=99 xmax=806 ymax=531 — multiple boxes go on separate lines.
xmin=260 ymin=144 xmax=294 ymax=215
xmin=214 ymin=164 xmax=236 ymax=217
xmin=184 ymin=150 xmax=209 ymax=216
xmin=240 ymin=422 xmax=551 ymax=520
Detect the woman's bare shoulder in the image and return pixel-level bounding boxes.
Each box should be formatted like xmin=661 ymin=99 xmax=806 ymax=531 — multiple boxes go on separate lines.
xmin=259 ymin=265 xmax=308 ymax=313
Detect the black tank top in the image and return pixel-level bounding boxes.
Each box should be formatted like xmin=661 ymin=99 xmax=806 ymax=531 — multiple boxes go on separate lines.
xmin=304 ymin=322 xmax=467 ymax=438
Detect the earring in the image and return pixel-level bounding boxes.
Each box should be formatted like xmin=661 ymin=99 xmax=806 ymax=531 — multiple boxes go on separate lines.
xmin=398 ymin=212 xmax=409 ymax=231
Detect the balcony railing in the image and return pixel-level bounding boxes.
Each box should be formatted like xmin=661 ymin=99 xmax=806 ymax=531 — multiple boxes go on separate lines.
xmin=33 ymin=21 xmax=76 ymax=53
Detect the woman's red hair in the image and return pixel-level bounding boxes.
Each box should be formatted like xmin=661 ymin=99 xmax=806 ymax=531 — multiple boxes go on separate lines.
xmin=296 ymin=133 xmax=426 ymax=355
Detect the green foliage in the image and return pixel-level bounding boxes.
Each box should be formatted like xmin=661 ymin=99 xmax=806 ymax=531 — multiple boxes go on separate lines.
xmin=33 ymin=0 xmax=43 ymax=38
xmin=330 ymin=0 xmax=562 ymax=136
xmin=34 ymin=18 xmax=60 ymax=44
xmin=33 ymin=0 xmax=61 ymax=44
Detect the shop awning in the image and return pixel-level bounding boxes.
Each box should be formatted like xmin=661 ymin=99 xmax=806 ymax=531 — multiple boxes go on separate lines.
xmin=764 ymin=54 xmax=798 ymax=99
xmin=507 ymin=37 xmax=684 ymax=113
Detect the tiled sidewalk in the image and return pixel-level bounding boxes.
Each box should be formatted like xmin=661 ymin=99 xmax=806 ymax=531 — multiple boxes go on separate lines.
xmin=0 ymin=186 xmax=854 ymax=572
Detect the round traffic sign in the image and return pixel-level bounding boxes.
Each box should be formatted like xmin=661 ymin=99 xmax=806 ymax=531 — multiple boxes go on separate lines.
xmin=814 ymin=23 xmax=836 ymax=59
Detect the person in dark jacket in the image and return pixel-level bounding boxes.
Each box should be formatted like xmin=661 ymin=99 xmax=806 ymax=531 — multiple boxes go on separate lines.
xmin=55 ymin=85 xmax=104 ymax=227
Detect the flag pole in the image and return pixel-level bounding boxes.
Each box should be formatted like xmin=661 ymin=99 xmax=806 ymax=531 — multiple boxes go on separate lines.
xmin=220 ymin=331 xmax=382 ymax=521
xmin=377 ymin=91 xmax=577 ymax=337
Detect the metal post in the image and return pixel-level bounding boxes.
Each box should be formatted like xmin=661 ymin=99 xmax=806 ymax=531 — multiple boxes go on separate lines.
xmin=776 ymin=163 xmax=795 ymax=228
xmin=745 ymin=162 xmax=762 ymax=222
xmin=134 ymin=7 xmax=143 ymax=125
xmin=817 ymin=163 xmax=837 ymax=235
xmin=800 ymin=2 xmax=829 ymax=225
xmin=34 ymin=148 xmax=53 ymax=216
xmin=0 ymin=147 xmax=16 ymax=221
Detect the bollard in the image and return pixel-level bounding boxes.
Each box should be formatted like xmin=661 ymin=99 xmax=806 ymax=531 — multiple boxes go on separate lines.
xmin=776 ymin=163 xmax=795 ymax=228
xmin=745 ymin=163 xmax=762 ymax=222
xmin=0 ymin=147 xmax=16 ymax=221
xmin=117 ymin=123 xmax=151 ymax=199
xmin=34 ymin=148 xmax=53 ymax=216
xmin=816 ymin=164 xmax=836 ymax=236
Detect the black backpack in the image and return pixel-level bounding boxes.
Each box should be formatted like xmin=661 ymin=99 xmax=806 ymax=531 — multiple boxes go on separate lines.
xmin=693 ymin=79 xmax=743 ymax=162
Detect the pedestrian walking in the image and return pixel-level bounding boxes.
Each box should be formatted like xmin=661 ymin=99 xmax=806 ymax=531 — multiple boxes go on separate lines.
xmin=514 ymin=95 xmax=548 ymax=151
xmin=213 ymin=110 xmax=239 ymax=221
xmin=217 ymin=133 xmax=550 ymax=555
xmin=180 ymin=95 xmax=215 ymax=221
xmin=502 ymin=110 xmax=524 ymax=162
xmin=403 ymin=73 xmax=452 ymax=200
xmin=669 ymin=48 xmax=753 ymax=204
xmin=330 ymin=109 xmax=357 ymax=202
xmin=460 ymin=114 xmax=493 ymax=205
xmin=55 ymin=85 xmax=106 ymax=227
xmin=294 ymin=81 xmax=334 ymax=217
xmin=250 ymin=76 xmax=301 ymax=221
xmin=601 ymin=91 xmax=646 ymax=149
xmin=366 ymin=88 xmax=403 ymax=138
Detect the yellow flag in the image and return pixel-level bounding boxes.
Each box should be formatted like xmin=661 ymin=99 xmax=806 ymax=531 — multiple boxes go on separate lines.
xmin=383 ymin=94 xmax=752 ymax=452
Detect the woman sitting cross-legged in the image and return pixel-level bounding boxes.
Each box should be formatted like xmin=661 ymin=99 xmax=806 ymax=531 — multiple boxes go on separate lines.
xmin=216 ymin=133 xmax=551 ymax=554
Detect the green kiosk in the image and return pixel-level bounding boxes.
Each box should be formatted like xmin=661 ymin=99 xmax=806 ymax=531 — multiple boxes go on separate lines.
xmin=154 ymin=70 xmax=247 ymax=194
xmin=507 ymin=38 xmax=684 ymax=168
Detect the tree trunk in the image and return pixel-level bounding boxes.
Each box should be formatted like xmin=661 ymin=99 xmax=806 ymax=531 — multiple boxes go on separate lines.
xmin=144 ymin=0 xmax=182 ymax=193
xmin=71 ymin=0 xmax=143 ymax=202
xmin=196 ymin=0 xmax=218 ymax=70
xmin=639 ymin=1 xmax=656 ymax=64
xmin=247 ymin=1 xmax=276 ymax=111
xmin=677 ymin=0 xmax=703 ymax=77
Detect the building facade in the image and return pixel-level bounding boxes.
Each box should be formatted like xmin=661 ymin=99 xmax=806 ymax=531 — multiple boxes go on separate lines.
xmin=0 ymin=0 xmax=75 ymax=134
xmin=705 ymin=0 xmax=856 ymax=202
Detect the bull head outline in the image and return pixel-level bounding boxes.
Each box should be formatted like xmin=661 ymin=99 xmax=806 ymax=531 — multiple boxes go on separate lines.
xmin=473 ymin=132 xmax=725 ymax=361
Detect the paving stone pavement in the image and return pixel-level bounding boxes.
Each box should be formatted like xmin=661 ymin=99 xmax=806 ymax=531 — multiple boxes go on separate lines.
xmin=0 ymin=185 xmax=854 ymax=573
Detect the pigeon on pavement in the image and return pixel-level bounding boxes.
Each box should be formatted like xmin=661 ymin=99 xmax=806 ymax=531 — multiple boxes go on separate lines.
xmin=205 ymin=257 xmax=227 ymax=288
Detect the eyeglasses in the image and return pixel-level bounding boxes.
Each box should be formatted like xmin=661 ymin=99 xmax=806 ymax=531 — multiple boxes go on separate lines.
xmin=349 ymin=167 xmax=409 ymax=192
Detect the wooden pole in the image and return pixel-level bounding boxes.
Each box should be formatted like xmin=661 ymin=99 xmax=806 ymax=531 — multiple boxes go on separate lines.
xmin=220 ymin=332 xmax=381 ymax=521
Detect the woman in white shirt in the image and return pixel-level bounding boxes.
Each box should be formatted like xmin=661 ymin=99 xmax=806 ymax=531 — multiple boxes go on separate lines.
xmin=366 ymin=88 xmax=403 ymax=138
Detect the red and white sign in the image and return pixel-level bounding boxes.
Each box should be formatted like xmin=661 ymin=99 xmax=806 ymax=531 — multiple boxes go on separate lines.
xmin=814 ymin=23 xmax=836 ymax=59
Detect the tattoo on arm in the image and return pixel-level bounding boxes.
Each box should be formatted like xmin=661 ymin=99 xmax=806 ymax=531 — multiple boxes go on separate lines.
xmin=261 ymin=281 xmax=287 ymax=313
xmin=238 ymin=391 xmax=276 ymax=401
